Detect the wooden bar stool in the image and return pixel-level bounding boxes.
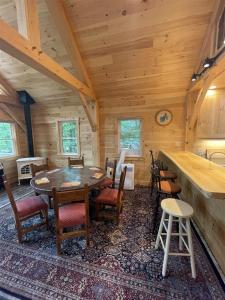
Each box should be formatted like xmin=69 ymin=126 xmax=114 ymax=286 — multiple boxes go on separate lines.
xmin=155 ymin=198 xmax=196 ymax=278
xmin=152 ymin=165 xmax=181 ymax=233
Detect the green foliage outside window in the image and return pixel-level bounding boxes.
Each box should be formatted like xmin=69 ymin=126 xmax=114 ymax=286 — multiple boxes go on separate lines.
xmin=119 ymin=119 xmax=141 ymax=156
xmin=60 ymin=121 xmax=78 ymax=154
xmin=0 ymin=122 xmax=14 ymax=157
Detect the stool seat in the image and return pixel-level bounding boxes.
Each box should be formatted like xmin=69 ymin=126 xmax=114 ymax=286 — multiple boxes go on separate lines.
xmin=161 ymin=198 xmax=193 ymax=218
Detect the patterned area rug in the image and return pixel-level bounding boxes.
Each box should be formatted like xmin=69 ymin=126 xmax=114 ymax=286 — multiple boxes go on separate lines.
xmin=0 ymin=187 xmax=224 ymax=299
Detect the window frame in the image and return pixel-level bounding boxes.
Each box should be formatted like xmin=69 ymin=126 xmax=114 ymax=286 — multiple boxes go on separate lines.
xmin=57 ymin=118 xmax=80 ymax=156
xmin=118 ymin=117 xmax=143 ymax=158
xmin=0 ymin=121 xmax=18 ymax=158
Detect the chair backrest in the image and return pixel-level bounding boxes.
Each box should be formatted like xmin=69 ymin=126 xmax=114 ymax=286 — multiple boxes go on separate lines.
xmin=52 ymin=184 xmax=89 ymax=221
xmin=3 ymin=176 xmax=20 ymax=224
xmin=31 ymin=158 xmax=49 ymax=177
xmin=105 ymin=157 xmax=117 ymax=184
xmin=68 ymin=156 xmax=84 ymax=167
xmin=117 ymin=166 xmax=127 ymax=201
xmin=151 ymin=164 xmax=162 ymax=190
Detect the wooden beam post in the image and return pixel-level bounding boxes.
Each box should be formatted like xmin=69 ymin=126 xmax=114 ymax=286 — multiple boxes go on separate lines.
xmin=15 ymin=0 xmax=41 ymax=48
xmin=45 ymin=0 xmax=99 ymax=135
xmin=0 ymin=19 xmax=95 ymax=100
xmin=0 ymin=72 xmax=18 ymax=99
xmin=0 ymin=103 xmax=26 ymax=132
xmin=45 ymin=0 xmax=96 ymax=100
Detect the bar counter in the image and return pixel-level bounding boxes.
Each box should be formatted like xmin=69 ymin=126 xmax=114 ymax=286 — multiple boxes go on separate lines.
xmin=160 ymin=150 xmax=225 ymax=199
xmin=159 ymin=150 xmax=225 ymax=275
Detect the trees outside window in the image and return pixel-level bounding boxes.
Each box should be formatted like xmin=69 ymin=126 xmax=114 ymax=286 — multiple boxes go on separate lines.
xmin=119 ymin=119 xmax=142 ymax=156
xmin=58 ymin=120 xmax=80 ymax=155
xmin=0 ymin=122 xmax=16 ymax=157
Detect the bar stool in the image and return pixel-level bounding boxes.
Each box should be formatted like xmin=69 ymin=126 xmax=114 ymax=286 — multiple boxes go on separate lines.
xmin=155 ymin=198 xmax=196 ymax=278
xmin=152 ymin=165 xmax=181 ymax=233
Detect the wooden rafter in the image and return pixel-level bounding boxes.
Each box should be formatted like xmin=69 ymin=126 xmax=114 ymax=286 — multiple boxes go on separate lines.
xmin=193 ymin=0 xmax=223 ymax=74
xmin=0 ymin=72 xmax=18 ymax=99
xmin=45 ymin=0 xmax=98 ymax=132
xmin=15 ymin=0 xmax=40 ymax=48
xmin=0 ymin=19 xmax=95 ymax=100
xmin=0 ymin=103 xmax=26 ymax=132
xmin=79 ymin=92 xmax=96 ymax=132
xmin=0 ymin=95 xmax=21 ymax=107
xmin=45 ymin=0 xmax=96 ymax=100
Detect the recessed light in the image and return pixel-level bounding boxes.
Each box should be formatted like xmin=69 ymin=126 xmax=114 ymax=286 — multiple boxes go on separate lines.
xmin=210 ymin=85 xmax=216 ymax=89
xmin=223 ymin=39 xmax=225 ymax=44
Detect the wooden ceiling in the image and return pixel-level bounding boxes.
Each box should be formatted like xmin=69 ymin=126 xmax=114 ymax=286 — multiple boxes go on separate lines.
xmin=0 ymin=0 xmax=216 ymax=105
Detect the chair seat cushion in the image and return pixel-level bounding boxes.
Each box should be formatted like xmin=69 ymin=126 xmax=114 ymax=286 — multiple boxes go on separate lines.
xmin=16 ymin=196 xmax=48 ymax=218
xmin=157 ymin=181 xmax=181 ymax=194
xmin=95 ymin=188 xmax=121 ymax=206
xmin=58 ymin=203 xmax=85 ymax=228
xmin=160 ymin=170 xmax=177 ymax=180
xmin=99 ymin=177 xmax=113 ymax=189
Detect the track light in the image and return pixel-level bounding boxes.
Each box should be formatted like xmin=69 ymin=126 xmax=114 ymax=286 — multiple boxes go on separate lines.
xmin=203 ymin=57 xmax=214 ymax=68
xmin=191 ymin=74 xmax=199 ymax=82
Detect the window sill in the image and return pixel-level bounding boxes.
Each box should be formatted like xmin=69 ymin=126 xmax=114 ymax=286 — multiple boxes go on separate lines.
xmin=123 ymin=156 xmax=145 ymax=161
xmin=0 ymin=155 xmax=19 ymax=161
xmin=56 ymin=154 xmax=80 ymax=158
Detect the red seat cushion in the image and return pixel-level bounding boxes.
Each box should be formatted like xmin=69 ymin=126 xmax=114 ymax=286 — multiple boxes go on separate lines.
xmin=58 ymin=203 xmax=86 ymax=228
xmin=95 ymin=188 xmax=121 ymax=206
xmin=99 ymin=177 xmax=113 ymax=189
xmin=16 ymin=196 xmax=48 ymax=218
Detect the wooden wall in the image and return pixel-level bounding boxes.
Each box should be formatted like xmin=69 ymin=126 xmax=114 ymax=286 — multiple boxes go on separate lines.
xmin=99 ymin=95 xmax=185 ymax=185
xmin=31 ymin=100 xmax=95 ymax=168
xmin=0 ymin=106 xmax=27 ymax=183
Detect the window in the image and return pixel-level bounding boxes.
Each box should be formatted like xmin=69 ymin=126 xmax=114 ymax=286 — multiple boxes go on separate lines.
xmin=58 ymin=120 xmax=80 ymax=155
xmin=0 ymin=122 xmax=17 ymax=157
xmin=119 ymin=119 xmax=142 ymax=157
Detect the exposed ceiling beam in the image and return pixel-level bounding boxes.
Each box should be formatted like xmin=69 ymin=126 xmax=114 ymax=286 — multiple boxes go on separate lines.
xmin=0 ymin=103 xmax=26 ymax=132
xmin=0 ymin=95 xmax=21 ymax=107
xmin=45 ymin=0 xmax=96 ymax=101
xmin=45 ymin=0 xmax=97 ymax=131
xmin=15 ymin=0 xmax=41 ymax=48
xmin=0 ymin=72 xmax=18 ymax=99
xmin=189 ymin=77 xmax=212 ymax=129
xmin=0 ymin=19 xmax=95 ymax=100
xmin=79 ymin=92 xmax=96 ymax=132
xmin=193 ymin=0 xmax=222 ymax=74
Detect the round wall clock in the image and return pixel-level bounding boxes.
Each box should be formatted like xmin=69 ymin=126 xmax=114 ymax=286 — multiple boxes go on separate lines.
xmin=155 ymin=110 xmax=173 ymax=126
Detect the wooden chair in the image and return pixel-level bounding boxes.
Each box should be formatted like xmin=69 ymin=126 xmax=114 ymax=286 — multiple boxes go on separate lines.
xmin=31 ymin=158 xmax=49 ymax=177
xmin=99 ymin=157 xmax=117 ymax=189
xmin=52 ymin=184 xmax=90 ymax=255
xmin=30 ymin=159 xmax=52 ymax=208
xmin=95 ymin=166 xmax=127 ymax=224
xmin=3 ymin=177 xmax=49 ymax=243
xmin=68 ymin=156 xmax=84 ymax=167
xmin=150 ymin=150 xmax=177 ymax=195
xmin=152 ymin=165 xmax=181 ymax=233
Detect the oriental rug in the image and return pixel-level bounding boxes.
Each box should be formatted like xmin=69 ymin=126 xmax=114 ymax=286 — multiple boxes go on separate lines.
xmin=0 ymin=187 xmax=224 ymax=299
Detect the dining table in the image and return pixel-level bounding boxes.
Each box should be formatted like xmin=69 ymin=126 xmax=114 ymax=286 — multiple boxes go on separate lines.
xmin=30 ymin=166 xmax=106 ymax=196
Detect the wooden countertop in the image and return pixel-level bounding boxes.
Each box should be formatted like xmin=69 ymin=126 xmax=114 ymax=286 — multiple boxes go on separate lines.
xmin=160 ymin=150 xmax=225 ymax=199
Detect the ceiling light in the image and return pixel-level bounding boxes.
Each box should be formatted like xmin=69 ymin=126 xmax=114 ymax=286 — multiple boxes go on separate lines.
xmin=209 ymin=85 xmax=216 ymax=89
xmin=223 ymin=40 xmax=225 ymax=44
xmin=191 ymin=73 xmax=198 ymax=82
xmin=207 ymin=90 xmax=215 ymax=96
xmin=203 ymin=57 xmax=214 ymax=68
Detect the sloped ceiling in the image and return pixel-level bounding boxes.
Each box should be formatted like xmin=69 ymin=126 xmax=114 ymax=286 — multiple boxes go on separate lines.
xmin=0 ymin=0 xmax=216 ymax=104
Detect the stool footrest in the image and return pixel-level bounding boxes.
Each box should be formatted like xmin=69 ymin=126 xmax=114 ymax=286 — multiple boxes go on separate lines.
xmin=161 ymin=232 xmax=187 ymax=236
xmin=169 ymin=252 xmax=190 ymax=256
